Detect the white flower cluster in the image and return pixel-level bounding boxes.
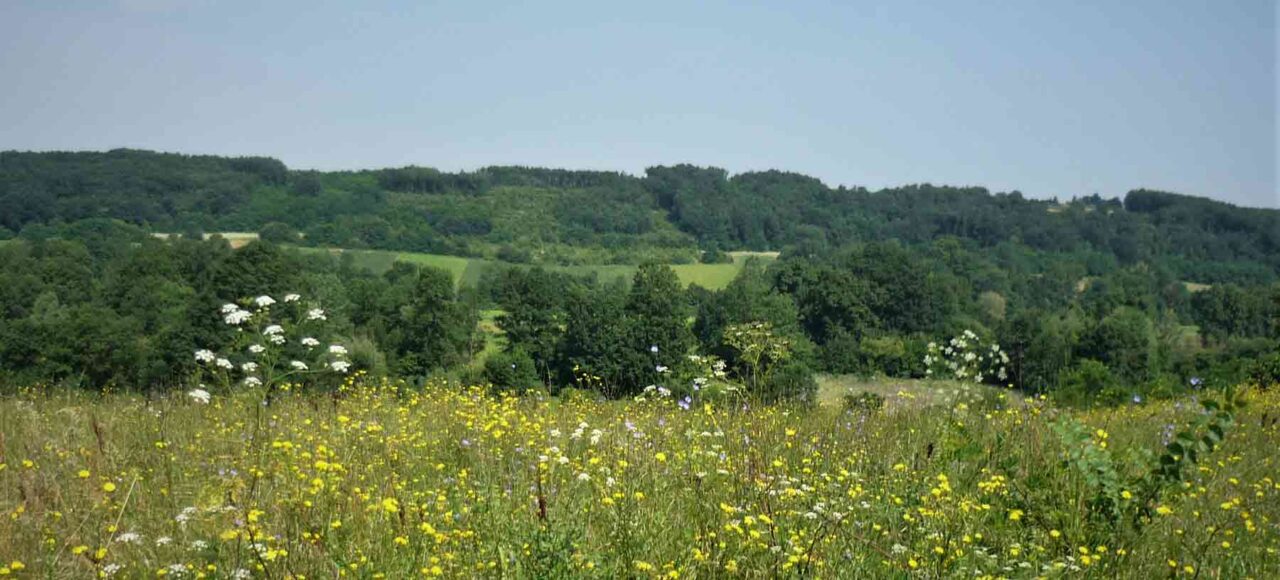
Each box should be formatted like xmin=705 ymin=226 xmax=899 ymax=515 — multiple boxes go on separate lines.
xmin=190 ymin=294 xmax=351 ymax=400
xmin=924 ymin=330 xmax=1009 ymax=384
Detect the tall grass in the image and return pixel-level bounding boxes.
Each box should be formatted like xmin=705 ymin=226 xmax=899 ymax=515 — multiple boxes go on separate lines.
xmin=1 ymin=379 xmax=1277 ymax=578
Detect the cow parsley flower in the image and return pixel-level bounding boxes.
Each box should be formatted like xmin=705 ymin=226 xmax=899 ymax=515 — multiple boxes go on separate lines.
xmin=290 ymin=360 xmax=308 ymax=371
xmin=283 ymin=293 xmax=301 ymax=302
xmin=242 ymin=376 xmax=262 ymax=387
xmin=248 ymin=344 xmax=266 ymax=354
xmin=329 ymin=344 xmax=347 ymax=355
xmin=263 ymin=325 xmax=284 ymax=336
xmin=224 ymin=309 xmax=251 ymax=325
xmin=187 ymin=389 xmax=211 ymax=404
xmin=194 ymin=349 xmax=215 ymax=363
xmin=220 ymin=303 xmax=240 ymax=314
xmin=214 ymin=358 xmax=234 ymax=370
xmin=301 ymin=337 xmax=320 ymax=348
xmin=240 ymin=362 xmax=258 ymax=373
xmin=267 ymin=334 xmax=286 ymax=345
xmin=253 ymin=295 xmax=276 ymax=308
xmin=307 ymin=308 xmax=327 ymax=321
xmin=330 ymin=360 xmax=351 ymax=373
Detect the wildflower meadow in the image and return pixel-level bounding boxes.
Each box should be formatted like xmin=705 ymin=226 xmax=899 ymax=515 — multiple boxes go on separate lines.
xmin=2 ymin=370 xmax=1278 ymax=578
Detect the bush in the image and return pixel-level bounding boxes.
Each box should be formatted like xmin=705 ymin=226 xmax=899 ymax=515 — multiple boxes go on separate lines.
xmin=496 ymin=244 xmax=532 ymax=264
xmin=820 ymin=330 xmax=862 ymax=374
xmin=259 ymin=222 xmax=300 ymax=244
xmin=1249 ymin=353 xmax=1280 ymax=388
xmin=700 ymin=247 xmax=733 ymax=264
xmin=483 ymin=349 xmax=540 ymax=393
xmin=758 ymin=361 xmax=818 ymax=403
xmin=1055 ymin=359 xmax=1116 ymax=406
xmin=842 ymin=390 xmax=885 ymax=413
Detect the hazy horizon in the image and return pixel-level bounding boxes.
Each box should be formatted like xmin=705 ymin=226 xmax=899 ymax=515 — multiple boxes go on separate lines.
xmin=1 ymin=1 xmax=1276 ymax=207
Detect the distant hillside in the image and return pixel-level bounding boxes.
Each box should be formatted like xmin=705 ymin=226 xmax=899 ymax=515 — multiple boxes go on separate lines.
xmin=2 ymin=149 xmax=1277 ymax=283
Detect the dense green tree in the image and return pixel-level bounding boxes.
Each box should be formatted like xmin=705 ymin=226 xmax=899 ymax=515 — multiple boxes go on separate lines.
xmin=388 ymin=267 xmax=477 ymax=376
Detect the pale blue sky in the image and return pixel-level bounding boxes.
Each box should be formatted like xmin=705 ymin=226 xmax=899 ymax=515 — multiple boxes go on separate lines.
xmin=1 ymin=1 xmax=1275 ymax=207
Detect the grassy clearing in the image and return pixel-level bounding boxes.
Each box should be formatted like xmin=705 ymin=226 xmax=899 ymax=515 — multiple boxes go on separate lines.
xmin=1 ymin=381 xmax=1276 ymax=578
xmin=156 ymin=234 xmax=776 ymax=289
xmin=291 ymin=246 xmax=775 ymax=290
xmin=153 ymin=232 xmax=260 ymax=249
xmin=467 ymin=309 xmax=507 ymax=371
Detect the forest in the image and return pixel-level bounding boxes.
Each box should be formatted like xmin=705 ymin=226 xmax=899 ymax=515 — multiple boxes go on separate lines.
xmin=1 ymin=149 xmax=1277 ymax=403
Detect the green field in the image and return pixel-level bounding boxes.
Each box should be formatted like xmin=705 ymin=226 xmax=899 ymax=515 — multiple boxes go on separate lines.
xmin=294 ymin=246 xmax=776 ymax=290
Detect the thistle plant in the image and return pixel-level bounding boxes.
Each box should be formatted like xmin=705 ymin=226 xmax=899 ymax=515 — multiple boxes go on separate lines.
xmin=190 ymin=293 xmax=349 ymax=403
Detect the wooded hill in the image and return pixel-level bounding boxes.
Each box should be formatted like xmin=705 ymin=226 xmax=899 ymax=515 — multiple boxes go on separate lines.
xmin=3 ymin=149 xmax=1277 ymax=284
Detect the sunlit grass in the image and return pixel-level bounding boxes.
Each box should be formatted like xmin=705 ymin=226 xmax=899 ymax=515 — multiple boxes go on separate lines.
xmin=1 ymin=380 xmax=1276 ymax=578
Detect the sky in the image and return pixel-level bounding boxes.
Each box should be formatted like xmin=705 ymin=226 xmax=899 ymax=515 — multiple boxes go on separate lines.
xmin=1 ymin=0 xmax=1276 ymax=207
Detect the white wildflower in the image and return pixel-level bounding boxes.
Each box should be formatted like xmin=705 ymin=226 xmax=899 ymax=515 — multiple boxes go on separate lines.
xmin=253 ymin=295 xmax=276 ymax=308
xmin=187 ymin=389 xmax=211 ymax=404
xmin=328 ymin=344 xmax=347 ymax=355
xmin=290 ymin=360 xmax=308 ymax=371
xmin=194 ymin=349 xmax=215 ymax=363
xmin=214 ymin=358 xmax=233 ymax=370
xmin=248 ymin=344 xmax=266 ymax=354
xmin=301 ymin=337 xmax=320 ymax=348
xmin=330 ymin=360 xmax=351 ymax=373
xmin=240 ymin=362 xmax=258 ymax=373
xmin=220 ymin=303 xmax=240 ymax=314
xmin=242 ymin=376 xmax=262 ymax=388
xmin=263 ymin=324 xmax=284 ymax=335
xmin=224 ymin=309 xmax=251 ymax=325
xmin=283 ymin=293 xmax=301 ymax=302
xmin=307 ymin=308 xmax=327 ymax=321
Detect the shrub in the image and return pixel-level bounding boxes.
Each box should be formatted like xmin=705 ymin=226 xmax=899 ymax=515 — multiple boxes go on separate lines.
xmin=484 ymin=349 xmax=540 ymax=393
xmin=700 ymin=247 xmax=733 ymax=264
xmin=259 ymin=222 xmax=300 ymax=244
xmin=842 ymin=390 xmax=885 ymax=412
xmin=1250 ymin=352 xmax=1280 ymax=388
xmin=1055 ymin=359 xmax=1116 ymax=406
xmin=758 ymin=361 xmax=817 ymax=403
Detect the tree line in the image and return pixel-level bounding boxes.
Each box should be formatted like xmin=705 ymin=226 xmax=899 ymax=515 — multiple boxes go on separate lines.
xmin=4 ymin=150 xmax=1279 ymax=284
xmin=2 ymin=222 xmax=1276 ymax=403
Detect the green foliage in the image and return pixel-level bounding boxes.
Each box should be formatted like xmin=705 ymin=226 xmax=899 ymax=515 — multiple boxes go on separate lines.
xmin=1249 ymin=353 xmax=1280 ymax=388
xmin=258 ymin=221 xmax=299 ymax=243
xmin=483 ymin=348 xmax=540 ymax=393
xmin=841 ymin=390 xmax=885 ymax=412
xmin=388 ymin=267 xmax=478 ymax=377
xmin=4 ymin=151 xmax=1280 ymax=405
xmin=1055 ymin=359 xmax=1117 ymax=405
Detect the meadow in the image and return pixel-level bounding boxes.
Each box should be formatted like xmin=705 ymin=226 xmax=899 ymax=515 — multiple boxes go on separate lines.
xmin=294 ymin=245 xmax=777 ymax=290
xmin=1 ymin=378 xmax=1276 ymax=578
